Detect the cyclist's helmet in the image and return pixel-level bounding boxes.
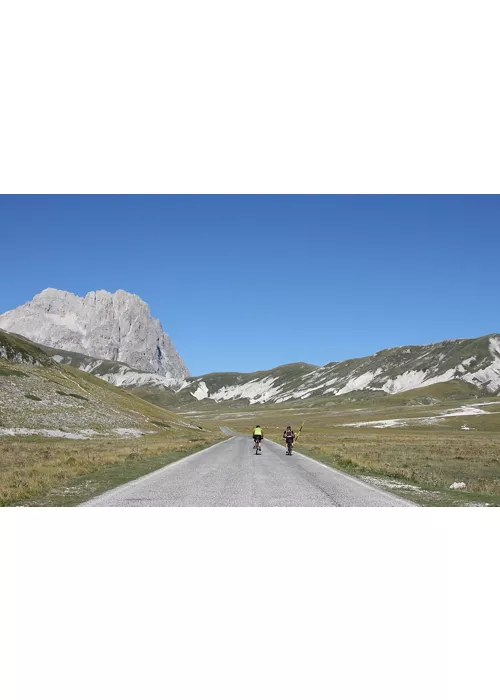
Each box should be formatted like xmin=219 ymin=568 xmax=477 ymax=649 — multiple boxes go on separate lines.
xmin=256 ymin=425 xmax=260 ymax=428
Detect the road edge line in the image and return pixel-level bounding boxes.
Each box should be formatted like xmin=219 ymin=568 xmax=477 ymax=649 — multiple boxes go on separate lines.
xmin=80 ymin=436 xmax=236 ymax=506
xmin=265 ymin=438 xmax=416 ymax=506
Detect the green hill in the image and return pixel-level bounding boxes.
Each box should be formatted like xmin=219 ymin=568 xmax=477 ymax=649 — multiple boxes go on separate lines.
xmin=0 ymin=329 xmax=224 ymax=506
xmin=0 ymin=329 xmax=199 ymax=436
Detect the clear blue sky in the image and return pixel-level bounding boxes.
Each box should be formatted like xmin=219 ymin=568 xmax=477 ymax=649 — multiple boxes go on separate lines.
xmin=0 ymin=195 xmax=498 ymax=376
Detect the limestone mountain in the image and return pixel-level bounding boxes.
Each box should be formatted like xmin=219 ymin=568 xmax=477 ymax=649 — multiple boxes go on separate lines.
xmin=0 ymin=288 xmax=188 ymax=381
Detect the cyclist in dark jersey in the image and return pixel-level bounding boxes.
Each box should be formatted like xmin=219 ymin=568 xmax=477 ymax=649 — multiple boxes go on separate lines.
xmin=283 ymin=426 xmax=295 ymax=454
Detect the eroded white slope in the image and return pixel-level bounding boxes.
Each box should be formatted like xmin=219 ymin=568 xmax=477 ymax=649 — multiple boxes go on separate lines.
xmin=98 ymin=367 xmax=178 ymax=389
xmin=183 ymin=335 xmax=500 ymax=404
xmin=463 ymin=337 xmax=500 ymax=393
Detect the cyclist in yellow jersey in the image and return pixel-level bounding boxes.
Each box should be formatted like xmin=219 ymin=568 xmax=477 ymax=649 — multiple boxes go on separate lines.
xmin=253 ymin=425 xmax=263 ymax=452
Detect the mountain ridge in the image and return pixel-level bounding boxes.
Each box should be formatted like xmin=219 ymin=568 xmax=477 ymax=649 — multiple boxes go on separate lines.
xmin=24 ymin=331 xmax=500 ymax=407
xmin=166 ymin=333 xmax=500 ymax=404
xmin=2 ymin=289 xmax=498 ymax=406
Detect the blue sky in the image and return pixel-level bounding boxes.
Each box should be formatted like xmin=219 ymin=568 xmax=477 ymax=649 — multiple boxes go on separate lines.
xmin=0 ymin=195 xmax=498 ymax=375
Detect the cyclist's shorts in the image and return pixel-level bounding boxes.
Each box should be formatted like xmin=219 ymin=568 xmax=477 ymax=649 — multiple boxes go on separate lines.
xmin=253 ymin=435 xmax=262 ymax=442
xmin=285 ymin=437 xmax=294 ymax=444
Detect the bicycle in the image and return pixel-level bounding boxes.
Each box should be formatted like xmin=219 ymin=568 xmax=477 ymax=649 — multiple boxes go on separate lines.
xmin=254 ymin=438 xmax=262 ymax=455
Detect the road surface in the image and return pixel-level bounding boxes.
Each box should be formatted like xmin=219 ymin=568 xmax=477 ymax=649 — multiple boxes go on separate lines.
xmin=83 ymin=435 xmax=414 ymax=507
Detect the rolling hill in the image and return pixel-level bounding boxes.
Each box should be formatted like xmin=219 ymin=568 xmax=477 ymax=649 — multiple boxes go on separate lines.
xmin=131 ymin=334 xmax=500 ymax=408
xmin=0 ymin=329 xmax=198 ymax=438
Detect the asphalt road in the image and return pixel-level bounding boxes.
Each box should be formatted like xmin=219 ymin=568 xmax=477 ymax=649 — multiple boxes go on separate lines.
xmin=82 ymin=436 xmax=414 ymax=507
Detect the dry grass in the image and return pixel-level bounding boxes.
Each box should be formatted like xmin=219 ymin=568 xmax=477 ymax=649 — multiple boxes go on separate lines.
xmin=292 ymin=430 xmax=500 ymax=495
xmin=0 ymin=431 xmax=225 ymax=506
xmin=203 ymin=404 xmax=500 ymax=502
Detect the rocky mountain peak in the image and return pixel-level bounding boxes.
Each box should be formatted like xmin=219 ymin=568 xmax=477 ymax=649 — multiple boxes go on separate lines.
xmin=0 ymin=289 xmax=189 ymax=381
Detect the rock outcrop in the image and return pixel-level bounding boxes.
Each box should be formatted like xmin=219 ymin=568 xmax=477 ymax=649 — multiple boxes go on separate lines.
xmin=0 ymin=288 xmax=189 ymax=380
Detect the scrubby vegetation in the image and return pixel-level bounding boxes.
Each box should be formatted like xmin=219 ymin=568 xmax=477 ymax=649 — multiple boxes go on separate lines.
xmin=192 ymin=394 xmax=500 ymax=505
xmin=0 ymin=328 xmax=226 ymax=505
xmin=0 ymin=431 xmax=225 ymax=506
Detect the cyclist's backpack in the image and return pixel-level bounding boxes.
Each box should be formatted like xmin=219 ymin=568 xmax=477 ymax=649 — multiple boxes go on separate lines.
xmin=285 ymin=429 xmax=293 ymax=439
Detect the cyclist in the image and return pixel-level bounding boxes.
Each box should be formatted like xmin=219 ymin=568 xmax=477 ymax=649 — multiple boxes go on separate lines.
xmin=253 ymin=425 xmax=263 ymax=452
xmin=283 ymin=425 xmax=295 ymax=455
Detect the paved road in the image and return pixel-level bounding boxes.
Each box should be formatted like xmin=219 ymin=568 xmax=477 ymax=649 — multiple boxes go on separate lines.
xmin=83 ymin=436 xmax=414 ymax=507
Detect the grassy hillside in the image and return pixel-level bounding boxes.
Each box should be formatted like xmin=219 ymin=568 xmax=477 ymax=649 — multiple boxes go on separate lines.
xmin=37 ymin=343 xmax=176 ymax=387
xmin=126 ymin=362 xmax=318 ymax=408
xmin=130 ymin=334 xmax=500 ymax=410
xmin=21 ymin=333 xmax=500 ymax=412
xmin=297 ymin=380 xmax=487 ymax=409
xmin=0 ymin=330 xmax=196 ymax=435
xmin=0 ymin=330 xmax=225 ymax=505
xmin=0 ymin=329 xmax=54 ymax=366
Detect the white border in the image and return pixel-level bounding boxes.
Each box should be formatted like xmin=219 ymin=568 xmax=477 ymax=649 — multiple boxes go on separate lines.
xmin=1 ymin=1 xmax=498 ymax=193
xmin=3 ymin=1 xmax=499 ymax=696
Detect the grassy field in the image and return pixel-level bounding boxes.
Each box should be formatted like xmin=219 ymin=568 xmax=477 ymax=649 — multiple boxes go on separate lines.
xmin=1 ymin=329 xmax=232 ymax=506
xmin=292 ymin=431 xmax=500 ymax=506
xmin=0 ymin=429 xmax=226 ymax=506
xmin=184 ymin=393 xmax=500 ymax=506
